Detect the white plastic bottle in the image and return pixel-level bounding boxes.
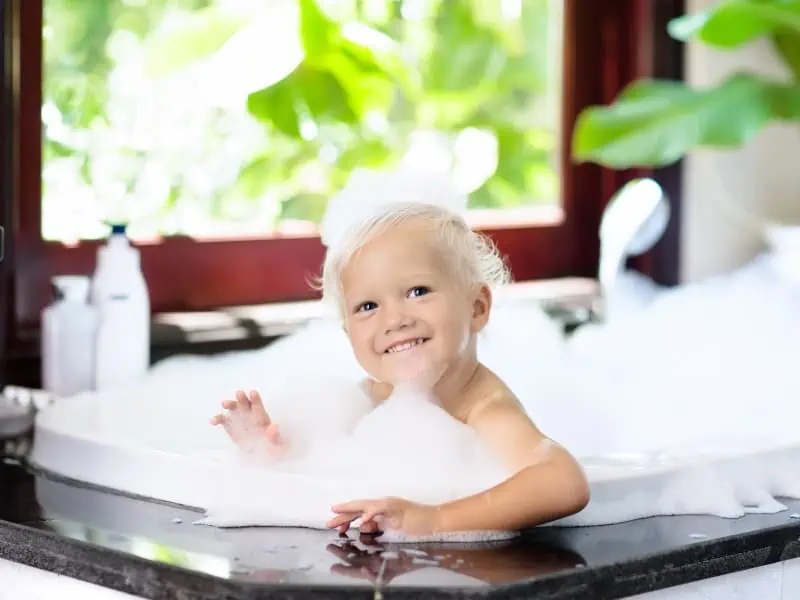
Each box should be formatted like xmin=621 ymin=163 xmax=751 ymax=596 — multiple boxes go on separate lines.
xmin=91 ymin=224 xmax=150 ymax=390
xmin=41 ymin=275 xmax=98 ymax=397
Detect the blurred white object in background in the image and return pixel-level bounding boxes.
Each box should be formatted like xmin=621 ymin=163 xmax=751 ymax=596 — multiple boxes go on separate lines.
xmin=41 ymin=275 xmax=98 ymax=398
xmin=765 ymin=224 xmax=800 ymax=288
xmin=598 ymin=178 xmax=670 ymax=319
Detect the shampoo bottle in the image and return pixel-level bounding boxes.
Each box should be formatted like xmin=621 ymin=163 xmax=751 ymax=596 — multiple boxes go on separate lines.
xmin=91 ymin=224 xmax=150 ymax=390
xmin=41 ymin=275 xmax=98 ymax=397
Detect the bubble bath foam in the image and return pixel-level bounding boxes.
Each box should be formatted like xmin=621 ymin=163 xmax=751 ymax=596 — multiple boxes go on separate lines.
xmin=31 ymin=259 xmax=800 ymax=541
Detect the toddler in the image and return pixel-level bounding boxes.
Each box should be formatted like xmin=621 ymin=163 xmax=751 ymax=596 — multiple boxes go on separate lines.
xmin=210 ymin=169 xmax=590 ymax=536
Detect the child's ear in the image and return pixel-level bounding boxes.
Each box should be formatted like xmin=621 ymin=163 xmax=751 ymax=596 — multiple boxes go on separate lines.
xmin=471 ymin=284 xmax=492 ymax=332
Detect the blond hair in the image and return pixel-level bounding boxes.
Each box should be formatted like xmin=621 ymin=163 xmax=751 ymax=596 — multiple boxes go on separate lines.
xmin=317 ymin=202 xmax=511 ymax=317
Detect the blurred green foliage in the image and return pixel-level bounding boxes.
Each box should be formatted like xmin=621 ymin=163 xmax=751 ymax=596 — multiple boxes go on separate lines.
xmin=572 ymin=0 xmax=800 ymax=169
xmin=43 ymin=0 xmax=561 ymax=240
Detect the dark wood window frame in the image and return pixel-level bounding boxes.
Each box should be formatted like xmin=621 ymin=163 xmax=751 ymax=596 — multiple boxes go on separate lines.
xmin=2 ymin=0 xmax=685 ymax=360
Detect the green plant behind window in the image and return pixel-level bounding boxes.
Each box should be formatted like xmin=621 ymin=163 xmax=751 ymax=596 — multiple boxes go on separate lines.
xmin=42 ymin=0 xmax=562 ymax=241
xmin=571 ymin=0 xmax=800 ymax=170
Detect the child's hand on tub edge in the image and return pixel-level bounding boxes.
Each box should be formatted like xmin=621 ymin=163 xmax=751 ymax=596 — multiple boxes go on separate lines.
xmin=327 ymin=497 xmax=440 ymax=536
xmin=210 ymin=390 xmax=286 ymax=459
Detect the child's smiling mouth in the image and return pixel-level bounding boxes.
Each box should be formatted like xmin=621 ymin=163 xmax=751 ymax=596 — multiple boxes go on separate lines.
xmin=384 ymin=337 xmax=430 ymax=354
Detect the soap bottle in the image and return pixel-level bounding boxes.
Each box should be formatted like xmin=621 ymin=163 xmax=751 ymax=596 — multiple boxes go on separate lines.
xmin=41 ymin=275 xmax=98 ymax=397
xmin=91 ymin=224 xmax=150 ymax=390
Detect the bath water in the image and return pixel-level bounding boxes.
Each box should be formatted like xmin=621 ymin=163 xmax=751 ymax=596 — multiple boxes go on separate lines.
xmin=32 ymin=253 xmax=800 ymax=541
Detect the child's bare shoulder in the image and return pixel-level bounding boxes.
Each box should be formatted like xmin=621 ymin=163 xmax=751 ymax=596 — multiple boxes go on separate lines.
xmin=463 ymin=367 xmax=548 ymax=466
xmin=461 ymin=365 xmax=526 ymax=425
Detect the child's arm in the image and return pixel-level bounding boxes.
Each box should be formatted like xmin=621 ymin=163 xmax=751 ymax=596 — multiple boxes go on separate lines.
xmin=327 ymin=395 xmax=589 ymax=535
xmin=435 ymin=397 xmax=589 ymax=532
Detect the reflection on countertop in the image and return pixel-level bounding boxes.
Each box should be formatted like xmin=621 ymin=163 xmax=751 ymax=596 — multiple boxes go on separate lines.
xmin=1 ymin=458 xmax=800 ymax=599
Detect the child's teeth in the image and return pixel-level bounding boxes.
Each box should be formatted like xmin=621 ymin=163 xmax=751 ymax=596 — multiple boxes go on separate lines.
xmin=389 ymin=339 xmax=423 ymax=353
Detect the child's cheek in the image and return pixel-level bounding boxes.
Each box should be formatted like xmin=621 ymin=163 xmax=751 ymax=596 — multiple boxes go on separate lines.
xmin=456 ymin=321 xmax=471 ymax=354
xmin=442 ymin=309 xmax=472 ymax=354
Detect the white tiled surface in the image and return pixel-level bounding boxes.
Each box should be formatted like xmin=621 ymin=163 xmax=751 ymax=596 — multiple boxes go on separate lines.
xmin=0 ymin=557 xmax=140 ymax=600
xmin=783 ymin=558 xmax=800 ymax=598
xmin=630 ymin=557 xmax=800 ymax=600
xmin=1 ymin=554 xmax=799 ymax=599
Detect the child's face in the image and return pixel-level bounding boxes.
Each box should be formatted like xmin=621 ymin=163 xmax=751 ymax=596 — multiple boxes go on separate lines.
xmin=340 ymin=220 xmax=490 ymax=388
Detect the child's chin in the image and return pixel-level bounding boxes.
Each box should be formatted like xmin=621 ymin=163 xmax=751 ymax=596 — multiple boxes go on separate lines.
xmin=384 ymin=355 xmax=445 ymax=391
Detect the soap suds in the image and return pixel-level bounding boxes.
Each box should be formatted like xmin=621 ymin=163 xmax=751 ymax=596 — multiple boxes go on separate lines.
xmin=31 ymin=255 xmax=800 ymax=540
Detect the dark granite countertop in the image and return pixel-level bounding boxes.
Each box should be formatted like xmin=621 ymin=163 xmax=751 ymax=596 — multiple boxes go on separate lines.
xmin=1 ymin=457 xmax=800 ymax=599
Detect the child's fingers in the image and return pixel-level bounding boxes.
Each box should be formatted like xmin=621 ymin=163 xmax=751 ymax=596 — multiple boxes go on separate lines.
xmin=326 ymin=512 xmax=360 ymax=529
xmin=333 ymin=499 xmax=389 ymax=516
xmin=327 ymin=513 xmax=357 ymax=528
xmin=209 ymin=414 xmax=224 ymax=425
xmin=248 ymin=390 xmax=271 ymax=421
xmin=266 ymin=423 xmax=281 ymax=446
xmin=359 ymin=519 xmax=381 ymax=534
xmin=220 ymin=416 xmax=235 ymax=438
xmin=222 ymin=399 xmax=237 ymax=410
xmin=362 ymin=508 xmax=383 ymax=524
xmin=331 ymin=500 xmax=368 ymax=513
xmin=235 ymin=390 xmax=252 ymax=410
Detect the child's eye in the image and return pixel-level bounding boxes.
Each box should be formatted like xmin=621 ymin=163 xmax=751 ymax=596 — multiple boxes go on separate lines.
xmin=355 ymin=301 xmax=378 ymax=313
xmin=408 ymin=286 xmax=430 ymax=298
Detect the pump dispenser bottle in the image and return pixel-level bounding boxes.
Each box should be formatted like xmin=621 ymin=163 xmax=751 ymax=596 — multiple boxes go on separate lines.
xmin=91 ymin=224 xmax=150 ymax=390
xmin=41 ymin=275 xmax=97 ymax=396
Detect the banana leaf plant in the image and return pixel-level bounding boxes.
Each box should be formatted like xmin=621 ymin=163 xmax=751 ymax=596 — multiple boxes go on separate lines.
xmin=571 ymin=0 xmax=800 ymax=169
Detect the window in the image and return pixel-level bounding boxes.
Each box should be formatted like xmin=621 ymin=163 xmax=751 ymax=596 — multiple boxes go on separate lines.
xmin=4 ymin=0 xmax=674 ymax=348
xmin=42 ymin=0 xmax=564 ymax=241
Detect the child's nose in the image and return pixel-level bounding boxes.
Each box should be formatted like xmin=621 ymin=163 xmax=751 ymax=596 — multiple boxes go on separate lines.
xmin=382 ymin=304 xmax=414 ymax=333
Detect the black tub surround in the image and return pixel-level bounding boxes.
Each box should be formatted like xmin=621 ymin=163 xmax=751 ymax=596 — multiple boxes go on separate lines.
xmin=1 ymin=460 xmax=800 ymax=599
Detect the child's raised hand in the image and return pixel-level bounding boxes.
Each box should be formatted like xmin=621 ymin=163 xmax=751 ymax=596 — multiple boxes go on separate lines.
xmin=210 ymin=390 xmax=284 ymax=458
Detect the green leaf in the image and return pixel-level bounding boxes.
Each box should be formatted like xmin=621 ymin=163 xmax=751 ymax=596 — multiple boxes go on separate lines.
xmin=667 ymin=13 xmax=710 ymax=42
xmin=424 ymin=1 xmax=508 ymax=93
xmin=492 ymin=126 xmax=549 ymax=193
xmin=230 ymin=156 xmax=275 ymax=199
xmin=298 ymin=69 xmax=358 ymax=124
xmin=248 ymin=7 xmax=412 ymax=136
xmin=772 ymin=29 xmax=800 ymax=78
xmin=145 ymin=7 xmax=247 ymax=76
xmin=336 ymin=139 xmax=396 ymax=170
xmin=44 ymin=137 xmax=79 ymax=159
xmin=298 ymin=0 xmax=340 ymax=59
xmin=572 ymin=74 xmax=777 ymax=168
xmin=320 ymin=52 xmax=395 ymax=116
xmin=247 ymin=80 xmax=303 ymax=138
xmin=470 ymin=126 xmax=553 ymax=208
xmin=279 ymin=192 xmax=329 ymax=224
xmin=247 ymin=64 xmax=357 ymax=138
xmin=526 ymin=161 xmax=558 ymax=202
xmin=668 ymin=0 xmax=800 ymax=49
xmin=765 ymin=81 xmax=800 ymax=117
xmin=469 ymin=178 xmax=512 ymax=209
xmin=338 ymin=24 xmax=419 ymax=96
xmin=418 ymin=90 xmax=491 ymax=130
